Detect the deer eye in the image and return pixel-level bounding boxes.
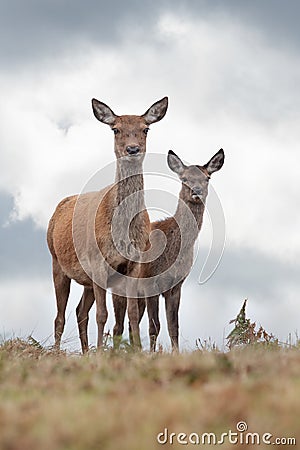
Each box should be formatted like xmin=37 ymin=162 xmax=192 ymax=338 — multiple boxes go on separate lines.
xmin=112 ymin=128 xmax=120 ymax=135
xmin=143 ymin=128 xmax=150 ymax=135
xmin=182 ymin=177 xmax=187 ymax=183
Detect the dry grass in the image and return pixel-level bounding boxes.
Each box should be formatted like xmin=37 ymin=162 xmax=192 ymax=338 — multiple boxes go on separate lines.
xmin=0 ymin=336 xmax=300 ymax=450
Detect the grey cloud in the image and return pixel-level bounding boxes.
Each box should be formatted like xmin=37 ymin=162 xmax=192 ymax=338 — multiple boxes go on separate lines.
xmin=1 ymin=0 xmax=300 ymax=68
xmin=190 ymin=245 xmax=300 ymax=300
xmin=0 ymin=0 xmax=164 ymax=67
xmin=0 ymin=193 xmax=50 ymax=279
xmin=180 ymin=0 xmax=300 ymax=50
xmin=178 ymin=246 xmax=300 ymax=347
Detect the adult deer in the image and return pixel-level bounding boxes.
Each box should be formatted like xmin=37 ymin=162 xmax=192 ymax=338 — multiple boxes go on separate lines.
xmin=112 ymin=148 xmax=224 ymax=351
xmin=47 ymin=97 xmax=168 ymax=352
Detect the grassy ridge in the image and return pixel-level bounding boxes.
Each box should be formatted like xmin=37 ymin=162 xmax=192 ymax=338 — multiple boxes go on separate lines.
xmin=0 ymin=339 xmax=300 ymax=449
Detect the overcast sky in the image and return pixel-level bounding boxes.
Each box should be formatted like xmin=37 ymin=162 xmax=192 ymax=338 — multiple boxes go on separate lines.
xmin=0 ymin=0 xmax=300 ymax=350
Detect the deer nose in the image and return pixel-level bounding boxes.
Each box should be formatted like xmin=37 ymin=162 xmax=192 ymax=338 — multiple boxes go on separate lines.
xmin=192 ymin=187 xmax=203 ymax=197
xmin=126 ymin=145 xmax=140 ymax=155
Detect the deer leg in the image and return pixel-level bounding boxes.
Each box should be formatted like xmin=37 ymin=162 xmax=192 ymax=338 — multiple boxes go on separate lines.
xmin=126 ymin=264 xmax=142 ymax=349
xmin=146 ymin=296 xmax=160 ymax=352
xmin=164 ymin=285 xmax=182 ymax=351
xmin=76 ymin=287 xmax=94 ymax=354
xmin=93 ymin=283 xmax=107 ymax=349
xmin=127 ymin=297 xmax=141 ymax=349
xmin=53 ymin=258 xmax=71 ymax=350
xmin=138 ymin=297 xmax=146 ymax=323
xmin=112 ymin=294 xmax=127 ymax=348
xmin=113 ymin=295 xmax=145 ymax=348
xmin=128 ymin=297 xmax=146 ymax=346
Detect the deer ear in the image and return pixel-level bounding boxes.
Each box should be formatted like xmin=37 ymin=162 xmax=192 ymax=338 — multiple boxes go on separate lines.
xmin=92 ymin=99 xmax=117 ymax=125
xmin=142 ymin=97 xmax=168 ymax=124
xmin=204 ymin=149 xmax=225 ymax=175
xmin=167 ymin=150 xmax=185 ymax=175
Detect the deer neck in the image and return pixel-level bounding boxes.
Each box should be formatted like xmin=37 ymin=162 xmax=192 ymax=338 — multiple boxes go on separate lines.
xmin=113 ymin=157 xmax=147 ymax=250
xmin=174 ymin=192 xmax=205 ymax=245
xmin=115 ymin=157 xmax=145 ymax=205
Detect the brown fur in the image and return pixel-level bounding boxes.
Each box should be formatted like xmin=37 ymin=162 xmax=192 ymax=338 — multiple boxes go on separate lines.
xmin=47 ymin=97 xmax=168 ymax=352
xmin=112 ymin=149 xmax=225 ymax=351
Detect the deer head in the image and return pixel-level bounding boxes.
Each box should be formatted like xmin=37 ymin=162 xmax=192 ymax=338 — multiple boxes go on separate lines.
xmin=167 ymin=149 xmax=225 ymax=203
xmin=91 ymin=97 xmax=168 ymax=160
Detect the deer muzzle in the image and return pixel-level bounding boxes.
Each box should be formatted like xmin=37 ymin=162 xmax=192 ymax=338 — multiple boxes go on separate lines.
xmin=126 ymin=145 xmax=140 ymax=155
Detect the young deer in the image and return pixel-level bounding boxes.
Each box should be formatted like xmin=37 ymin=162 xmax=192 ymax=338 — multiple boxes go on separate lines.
xmin=47 ymin=97 xmax=168 ymax=352
xmin=112 ymin=148 xmax=224 ymax=351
